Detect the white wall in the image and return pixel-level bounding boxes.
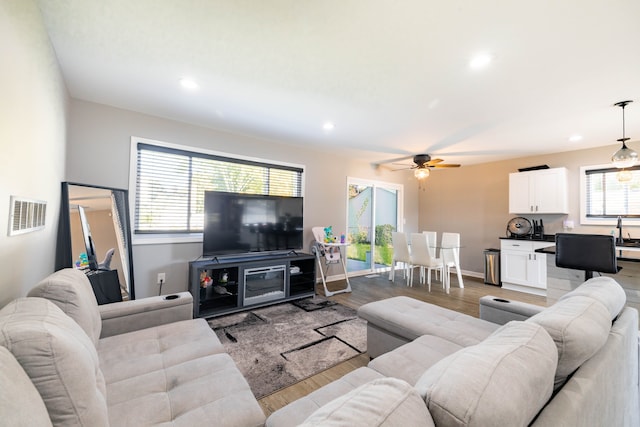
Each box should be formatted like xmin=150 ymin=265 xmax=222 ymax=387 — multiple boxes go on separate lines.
xmin=419 ymin=144 xmax=629 ymax=276
xmin=0 ymin=0 xmax=68 ymax=307
xmin=66 ymin=100 xmax=419 ymax=298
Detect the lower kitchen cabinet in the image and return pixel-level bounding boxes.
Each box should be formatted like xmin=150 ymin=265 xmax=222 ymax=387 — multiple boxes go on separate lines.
xmin=500 ymin=240 xmax=552 ymax=296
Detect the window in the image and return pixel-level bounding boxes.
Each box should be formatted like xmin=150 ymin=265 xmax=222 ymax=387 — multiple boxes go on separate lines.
xmin=132 ymin=139 xmax=303 ymax=236
xmin=582 ymin=164 xmax=640 ymax=222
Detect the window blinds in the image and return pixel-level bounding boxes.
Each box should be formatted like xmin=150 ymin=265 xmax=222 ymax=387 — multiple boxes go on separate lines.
xmin=585 ymin=166 xmax=640 ymax=218
xmin=135 ymin=143 xmax=303 ymax=233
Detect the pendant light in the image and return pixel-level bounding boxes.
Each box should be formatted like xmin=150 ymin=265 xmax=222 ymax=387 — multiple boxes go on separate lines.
xmin=611 ymin=100 xmax=637 ymax=168
xmin=617 ymin=169 xmax=632 ymax=182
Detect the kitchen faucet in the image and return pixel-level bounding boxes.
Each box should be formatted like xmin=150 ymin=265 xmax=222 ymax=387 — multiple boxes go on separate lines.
xmin=616 ymin=216 xmax=624 ymax=245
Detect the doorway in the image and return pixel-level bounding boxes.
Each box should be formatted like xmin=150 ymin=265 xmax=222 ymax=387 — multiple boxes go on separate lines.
xmin=346 ymin=178 xmax=403 ymax=275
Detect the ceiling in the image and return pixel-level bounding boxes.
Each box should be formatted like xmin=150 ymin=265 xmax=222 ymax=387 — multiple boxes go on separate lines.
xmin=36 ymin=0 xmax=640 ymax=167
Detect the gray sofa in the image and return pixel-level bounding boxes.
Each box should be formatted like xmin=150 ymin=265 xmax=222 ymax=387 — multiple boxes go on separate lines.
xmin=266 ymin=276 xmax=640 ymax=427
xmin=0 ymin=268 xmax=265 ymax=427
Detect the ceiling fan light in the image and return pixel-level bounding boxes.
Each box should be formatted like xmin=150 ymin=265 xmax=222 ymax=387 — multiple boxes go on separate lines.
xmin=611 ymin=142 xmax=638 ymax=168
xmin=414 ymin=167 xmax=430 ymax=179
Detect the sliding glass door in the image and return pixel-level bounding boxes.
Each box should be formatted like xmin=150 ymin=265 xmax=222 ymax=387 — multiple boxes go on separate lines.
xmin=346 ymin=178 xmax=402 ymax=275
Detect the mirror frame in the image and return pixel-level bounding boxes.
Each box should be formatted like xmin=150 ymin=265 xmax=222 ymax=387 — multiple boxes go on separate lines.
xmin=55 ymin=182 xmax=135 ymax=299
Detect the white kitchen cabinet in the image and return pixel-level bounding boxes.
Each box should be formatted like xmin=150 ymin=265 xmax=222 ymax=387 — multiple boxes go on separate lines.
xmin=500 ymin=240 xmax=552 ymax=296
xmin=509 ymin=167 xmax=568 ymax=214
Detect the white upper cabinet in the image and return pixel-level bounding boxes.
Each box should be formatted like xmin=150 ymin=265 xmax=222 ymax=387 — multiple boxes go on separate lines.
xmin=509 ymin=167 xmax=568 ymax=214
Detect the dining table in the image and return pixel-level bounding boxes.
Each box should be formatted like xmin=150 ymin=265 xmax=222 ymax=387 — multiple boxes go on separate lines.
xmin=429 ymin=244 xmax=463 ymax=294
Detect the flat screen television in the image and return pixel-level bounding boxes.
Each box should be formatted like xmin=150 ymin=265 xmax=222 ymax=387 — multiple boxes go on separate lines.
xmin=203 ymin=191 xmax=304 ymax=257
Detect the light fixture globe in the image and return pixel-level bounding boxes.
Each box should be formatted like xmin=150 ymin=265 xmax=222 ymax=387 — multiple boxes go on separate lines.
xmin=414 ymin=167 xmax=430 ymax=179
xmin=617 ymin=169 xmax=633 ymax=182
xmin=611 ymin=100 xmax=637 ymax=168
xmin=612 ymin=142 xmax=638 ymax=168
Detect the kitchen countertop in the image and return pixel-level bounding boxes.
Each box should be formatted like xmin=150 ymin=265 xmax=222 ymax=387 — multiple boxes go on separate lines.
xmin=500 ymin=234 xmax=556 ymax=243
xmin=536 ymin=245 xmax=640 ymax=262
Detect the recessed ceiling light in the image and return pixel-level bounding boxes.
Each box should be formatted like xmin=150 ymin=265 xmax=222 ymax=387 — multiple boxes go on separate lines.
xmin=323 ymin=122 xmax=335 ymax=131
xmin=180 ymin=78 xmax=199 ymax=90
xmin=568 ymin=134 xmax=583 ymax=142
xmin=469 ymin=53 xmax=493 ymax=70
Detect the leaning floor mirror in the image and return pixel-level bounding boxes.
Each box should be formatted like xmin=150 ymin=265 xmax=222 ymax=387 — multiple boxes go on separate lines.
xmin=55 ymin=182 xmax=135 ymax=302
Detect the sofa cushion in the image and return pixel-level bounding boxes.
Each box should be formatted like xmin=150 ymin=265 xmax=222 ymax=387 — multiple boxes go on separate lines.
xmin=527 ymin=295 xmax=611 ymax=389
xmin=97 ymin=318 xmax=226 ymax=383
xmin=299 ymin=377 xmax=435 ymax=427
xmin=358 ymin=296 xmax=499 ymax=346
xmin=106 ymin=352 xmax=265 ymax=427
xmin=532 ymin=307 xmax=639 ymax=427
xmin=266 ymin=367 xmax=385 ymax=427
xmin=0 ymin=346 xmax=52 ymax=427
xmin=0 ymin=298 xmax=109 ymax=427
xmin=558 ymin=276 xmax=626 ymax=319
xmin=368 ymin=334 xmax=464 ymax=386
xmin=28 ymin=268 xmax=102 ymax=345
xmin=415 ymin=321 xmax=557 ymax=427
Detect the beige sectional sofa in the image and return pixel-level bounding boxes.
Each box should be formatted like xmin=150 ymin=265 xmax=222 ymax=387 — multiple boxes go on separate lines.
xmin=0 ymin=269 xmax=265 ymax=427
xmin=3 ymin=269 xmax=639 ymax=426
xmin=267 ymin=276 xmax=640 ymax=427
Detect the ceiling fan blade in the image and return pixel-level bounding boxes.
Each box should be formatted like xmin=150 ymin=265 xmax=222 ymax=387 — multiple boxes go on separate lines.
xmin=431 ymin=164 xmax=461 ymax=168
xmin=373 ymin=155 xmax=415 ymax=166
xmin=391 ymin=166 xmax=415 ymax=171
xmin=391 ymin=162 xmax=414 ymax=166
xmin=425 ymin=158 xmax=444 ymax=166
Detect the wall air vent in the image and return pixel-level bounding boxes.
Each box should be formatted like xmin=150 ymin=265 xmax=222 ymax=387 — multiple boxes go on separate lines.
xmin=8 ymin=196 xmax=47 ymax=236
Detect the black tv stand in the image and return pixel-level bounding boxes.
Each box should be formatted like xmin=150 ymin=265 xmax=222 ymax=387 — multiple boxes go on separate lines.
xmin=189 ymin=252 xmax=316 ymax=318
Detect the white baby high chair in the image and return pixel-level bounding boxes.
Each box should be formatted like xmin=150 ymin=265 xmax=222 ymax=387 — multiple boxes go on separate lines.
xmin=311 ymin=227 xmax=352 ymax=297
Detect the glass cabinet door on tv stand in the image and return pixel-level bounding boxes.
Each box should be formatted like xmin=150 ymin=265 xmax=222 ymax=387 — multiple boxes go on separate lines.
xmin=188 ymin=252 xmax=316 ymax=318
xmin=196 ymin=266 xmax=240 ymax=316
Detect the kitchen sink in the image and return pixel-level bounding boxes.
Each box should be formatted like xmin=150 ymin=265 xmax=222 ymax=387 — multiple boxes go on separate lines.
xmin=618 ymin=239 xmax=640 ymax=248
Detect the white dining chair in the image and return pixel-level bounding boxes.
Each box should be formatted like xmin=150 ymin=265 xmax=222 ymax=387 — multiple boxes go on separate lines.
xmin=410 ymin=233 xmax=443 ymax=290
xmin=422 ymin=231 xmax=441 ymax=282
xmin=441 ymin=232 xmax=464 ymax=289
xmin=389 ymin=232 xmax=412 ymax=286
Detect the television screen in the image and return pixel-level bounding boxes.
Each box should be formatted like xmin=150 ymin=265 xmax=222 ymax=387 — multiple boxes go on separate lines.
xmin=203 ymin=191 xmax=304 ymax=256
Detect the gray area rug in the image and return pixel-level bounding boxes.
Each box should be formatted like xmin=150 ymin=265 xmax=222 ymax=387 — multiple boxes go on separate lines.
xmin=208 ymin=297 xmax=367 ymax=398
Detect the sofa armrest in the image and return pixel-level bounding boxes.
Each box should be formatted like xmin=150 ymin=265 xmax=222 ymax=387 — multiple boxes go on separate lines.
xmin=479 ymin=295 xmax=545 ymax=325
xmin=99 ymin=292 xmax=193 ymax=338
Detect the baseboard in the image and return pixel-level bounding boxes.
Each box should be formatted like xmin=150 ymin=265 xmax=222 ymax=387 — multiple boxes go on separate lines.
xmin=461 ymin=269 xmax=483 ymax=279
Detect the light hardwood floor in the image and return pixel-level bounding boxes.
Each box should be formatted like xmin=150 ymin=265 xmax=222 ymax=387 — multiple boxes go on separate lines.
xmin=258 ymin=271 xmax=547 ymax=416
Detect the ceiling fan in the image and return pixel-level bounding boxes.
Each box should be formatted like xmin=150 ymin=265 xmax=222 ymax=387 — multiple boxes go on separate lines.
xmin=389 ymin=154 xmax=461 ymax=179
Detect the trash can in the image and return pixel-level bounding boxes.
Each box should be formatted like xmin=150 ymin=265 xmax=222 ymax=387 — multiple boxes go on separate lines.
xmin=484 ymin=248 xmax=501 ymax=286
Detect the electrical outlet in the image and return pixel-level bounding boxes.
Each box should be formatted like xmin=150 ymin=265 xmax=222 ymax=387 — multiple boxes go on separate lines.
xmin=157 ymin=272 xmax=165 ymax=285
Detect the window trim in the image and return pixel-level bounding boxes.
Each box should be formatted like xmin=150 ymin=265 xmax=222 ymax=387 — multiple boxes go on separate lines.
xmin=128 ymin=136 xmax=305 ymax=245
xmin=580 ymin=163 xmax=640 ymax=226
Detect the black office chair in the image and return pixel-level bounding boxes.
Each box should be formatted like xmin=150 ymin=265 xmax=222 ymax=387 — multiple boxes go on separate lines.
xmin=555 ymin=233 xmax=618 ymax=281
xmin=98 ymin=248 xmax=115 ymax=270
